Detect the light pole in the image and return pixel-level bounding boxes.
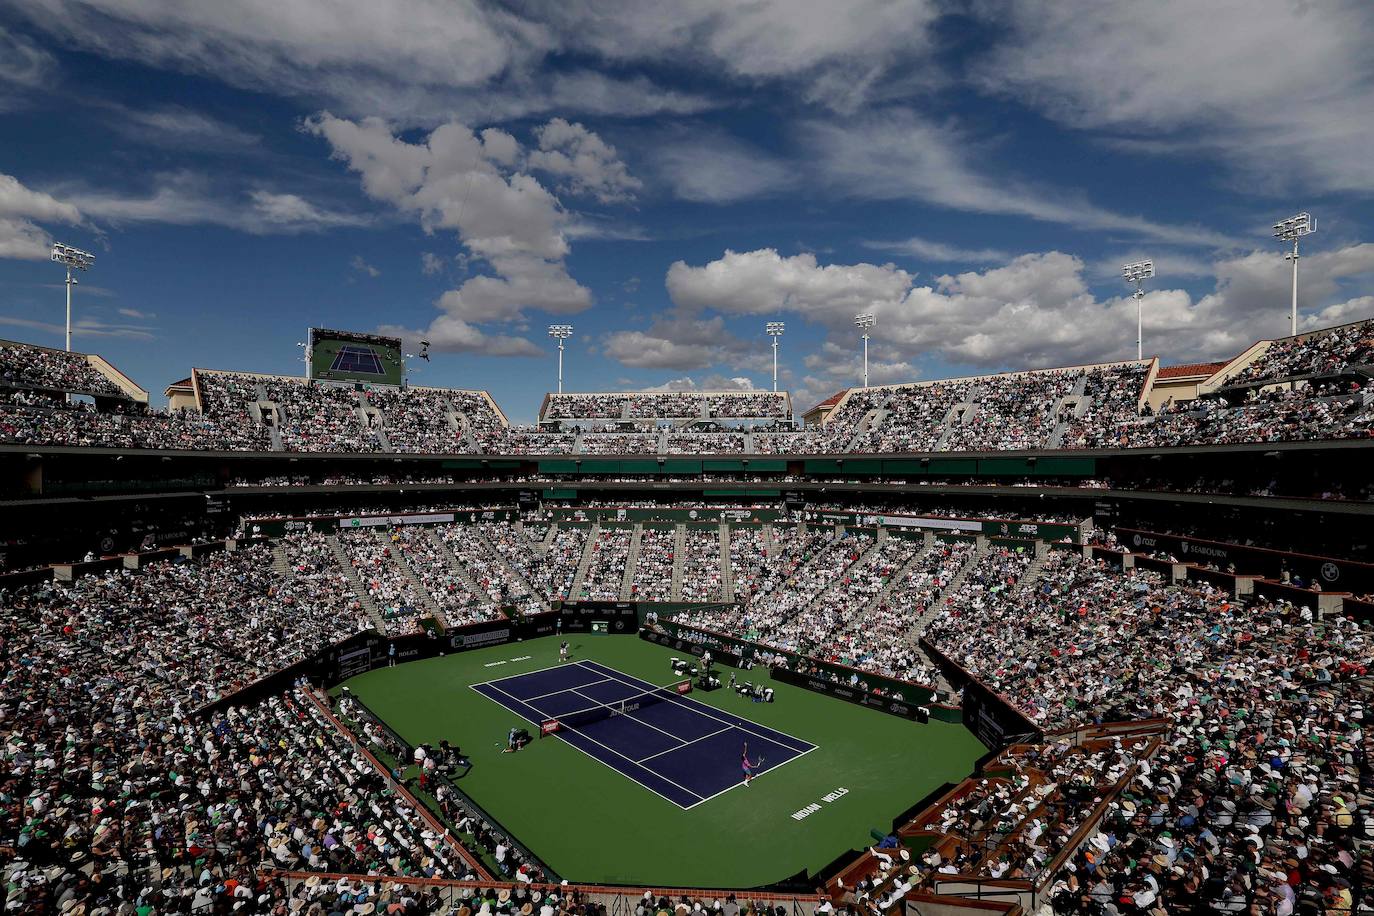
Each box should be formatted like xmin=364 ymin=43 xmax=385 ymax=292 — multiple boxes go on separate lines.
xmin=1274 ymin=212 xmax=1315 ymax=337
xmin=766 ymin=322 xmax=785 ymax=392
xmin=1122 ymin=260 xmax=1154 ymax=360
xmin=854 ymin=313 xmax=875 ymax=388
xmin=548 ymin=325 xmax=573 ymax=394
xmin=51 ymin=243 xmax=95 ymax=352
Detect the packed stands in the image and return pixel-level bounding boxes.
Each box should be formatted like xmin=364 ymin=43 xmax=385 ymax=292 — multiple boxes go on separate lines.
xmin=541 ymin=390 xmax=790 ymax=424
xmin=1223 ymin=317 xmax=1374 ymax=387
xmin=0 ymin=339 xmax=130 ymax=398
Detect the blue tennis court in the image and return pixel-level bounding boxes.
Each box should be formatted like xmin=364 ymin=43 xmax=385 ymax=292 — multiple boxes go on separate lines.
xmin=330 ymin=345 xmax=386 ymax=375
xmin=472 ymin=659 xmax=817 ymax=808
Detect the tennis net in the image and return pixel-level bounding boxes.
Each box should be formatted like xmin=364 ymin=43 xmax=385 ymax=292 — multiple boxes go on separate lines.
xmin=540 ymin=679 xmax=692 ymax=736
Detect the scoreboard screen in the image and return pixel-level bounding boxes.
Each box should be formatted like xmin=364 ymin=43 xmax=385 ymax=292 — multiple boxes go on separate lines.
xmin=308 ymin=328 xmax=403 ymax=386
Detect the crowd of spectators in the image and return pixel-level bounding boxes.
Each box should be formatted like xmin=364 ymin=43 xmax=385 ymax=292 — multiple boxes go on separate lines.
xmin=364 ymin=387 xmax=468 ymax=453
xmin=578 ymin=527 xmax=634 ymax=601
xmin=0 ymin=342 xmax=124 ymax=396
xmin=0 ymin=538 xmax=499 ymax=912
xmin=1225 ymin=318 xmax=1374 ymax=387
xmin=435 ymin=523 xmax=541 ymax=616
xmin=387 ymin=526 xmax=501 ymax=628
xmin=911 ymin=548 xmax=1372 ymax=913
xmin=626 ymin=526 xmax=675 ymax=602
xmin=335 ymin=527 xmax=430 ymax=634
xmin=543 ymin=391 xmax=788 ymax=422
xmin=14 ymin=327 xmax=1374 ymax=454
xmin=681 ymin=526 xmax=727 ymax=601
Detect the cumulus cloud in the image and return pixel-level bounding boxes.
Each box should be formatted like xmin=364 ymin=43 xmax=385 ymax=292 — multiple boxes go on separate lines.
xmin=528 ymin=118 xmax=641 ymax=204
xmin=306 ymin=113 xmax=615 ymax=355
xmin=667 ymin=244 xmax=1374 ymax=380
xmin=0 ymin=172 xmax=82 ymax=260
xmin=973 ymin=0 xmax=1374 ymax=195
xmin=603 ymin=312 xmax=747 ymax=370
xmin=641 ymin=374 xmax=761 ymax=392
xmin=420 ymin=251 xmax=445 ymax=275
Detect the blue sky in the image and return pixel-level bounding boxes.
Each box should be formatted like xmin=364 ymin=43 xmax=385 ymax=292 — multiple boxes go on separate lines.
xmin=1 ymin=1 xmax=1373 ymax=422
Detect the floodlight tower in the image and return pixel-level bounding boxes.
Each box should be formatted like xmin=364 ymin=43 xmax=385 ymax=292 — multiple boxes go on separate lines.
xmin=1122 ymin=260 xmax=1155 ymax=360
xmin=548 ymin=324 xmax=573 ymax=394
xmin=766 ymin=322 xmax=785 ymax=392
xmin=1273 ymin=212 xmax=1315 ymax=337
xmin=50 ymin=243 xmax=95 ymax=352
xmin=854 ymin=313 xmax=876 ymax=388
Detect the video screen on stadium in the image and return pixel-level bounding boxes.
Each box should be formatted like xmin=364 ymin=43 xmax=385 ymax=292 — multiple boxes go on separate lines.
xmin=307 ymin=327 xmax=403 ymax=386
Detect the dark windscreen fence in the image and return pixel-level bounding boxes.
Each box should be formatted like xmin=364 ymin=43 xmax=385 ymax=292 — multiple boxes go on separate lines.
xmin=546 ymin=680 xmax=690 ymax=731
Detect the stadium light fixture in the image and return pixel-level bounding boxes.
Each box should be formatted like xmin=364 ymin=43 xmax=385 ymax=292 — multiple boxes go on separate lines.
xmin=766 ymin=322 xmax=785 ymax=392
xmin=1274 ymin=212 xmax=1315 ymax=337
xmin=50 ymin=243 xmax=95 ymax=353
xmin=1122 ymin=260 xmax=1154 ymax=361
xmin=548 ymin=324 xmax=573 ymax=394
xmin=854 ymin=313 xmax=876 ymax=388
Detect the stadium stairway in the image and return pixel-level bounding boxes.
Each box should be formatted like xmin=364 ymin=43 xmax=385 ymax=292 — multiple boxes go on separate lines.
xmin=325 ymin=535 xmax=389 ymax=631
xmin=567 ymin=522 xmax=601 ymax=598
xmin=903 ymin=539 xmax=986 ymax=694
xmin=718 ymin=523 xmax=734 ymax=601
xmin=797 ymin=530 xmax=886 ymax=619
xmin=270 ymin=542 xmax=292 ymax=577
xmin=374 ymin=530 xmax=447 ymax=628
xmin=537 ymin=522 xmax=558 ymax=556
xmin=474 ymin=526 xmax=551 ymax=612
xmin=861 ymin=538 xmax=928 ymax=615
xmin=669 ymin=523 xmax=687 ymax=601
xmin=934 ymin=385 xmax=982 ymax=450
xmin=618 ymin=523 xmax=644 ymax=601
xmin=425 ymin=528 xmax=489 ymax=601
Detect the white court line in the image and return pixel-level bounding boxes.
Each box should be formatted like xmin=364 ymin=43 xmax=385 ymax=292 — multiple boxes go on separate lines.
xmin=568 ymin=687 xmax=689 ymax=746
xmin=471 ymin=658 xmax=599 ymax=691
xmin=683 ymin=744 xmax=820 ymax=811
xmin=636 ymin=725 xmax=736 ymax=764
xmin=523 ymin=677 xmax=612 ymax=702
xmin=580 ymin=660 xmax=816 ymax=754
xmin=477 ymin=680 xmax=706 ymax=807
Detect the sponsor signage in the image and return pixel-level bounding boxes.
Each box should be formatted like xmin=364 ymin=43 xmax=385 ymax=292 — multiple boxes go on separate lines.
xmin=339 ymin=512 xmax=456 ymax=528
xmin=1119 ymin=527 xmax=1374 ymax=592
xmin=772 ymin=667 xmax=929 ymax=721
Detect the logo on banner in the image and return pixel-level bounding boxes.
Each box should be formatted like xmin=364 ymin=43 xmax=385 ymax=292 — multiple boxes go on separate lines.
xmin=1321 ymin=562 xmax=1340 ymax=582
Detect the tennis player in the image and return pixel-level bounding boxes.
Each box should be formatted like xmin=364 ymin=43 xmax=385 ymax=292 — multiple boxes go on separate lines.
xmin=741 ymin=742 xmax=762 ymax=786
xmin=559 ymin=640 xmax=569 ymax=663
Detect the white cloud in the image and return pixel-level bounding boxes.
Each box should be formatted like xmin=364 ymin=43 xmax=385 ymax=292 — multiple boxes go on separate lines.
xmin=667 ymin=248 xmax=913 ymax=321
xmin=651 ymin=132 xmax=796 ymax=203
xmin=377 ymin=316 xmax=541 ymax=358
xmin=306 ymin=113 xmax=606 ymax=355
xmin=350 ymin=254 xmax=381 ymax=278
xmin=0 ymin=313 xmax=154 ymax=341
xmin=603 ymin=313 xmax=745 ymax=370
xmin=641 ymin=374 xmax=760 ymax=392
xmin=863 ymin=236 xmax=1012 ymax=264
xmin=5 ymin=1 xmax=712 ymax=124
xmin=0 ymin=172 xmax=82 ymax=260
xmin=56 ymin=175 xmax=367 ymax=234
xmin=105 ymin=105 xmax=261 ymax=150
xmin=527 ymin=118 xmax=641 ymax=204
xmin=804 ymin=111 xmax=1239 ymax=248
xmin=973 ymin=0 xmax=1374 ymax=195
xmin=420 ymin=251 xmax=445 ymax=275
xmin=667 ymin=243 xmax=1374 ymax=377
xmin=0 ymin=27 xmax=56 ymax=111
xmin=539 ymin=0 xmax=943 ymax=113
